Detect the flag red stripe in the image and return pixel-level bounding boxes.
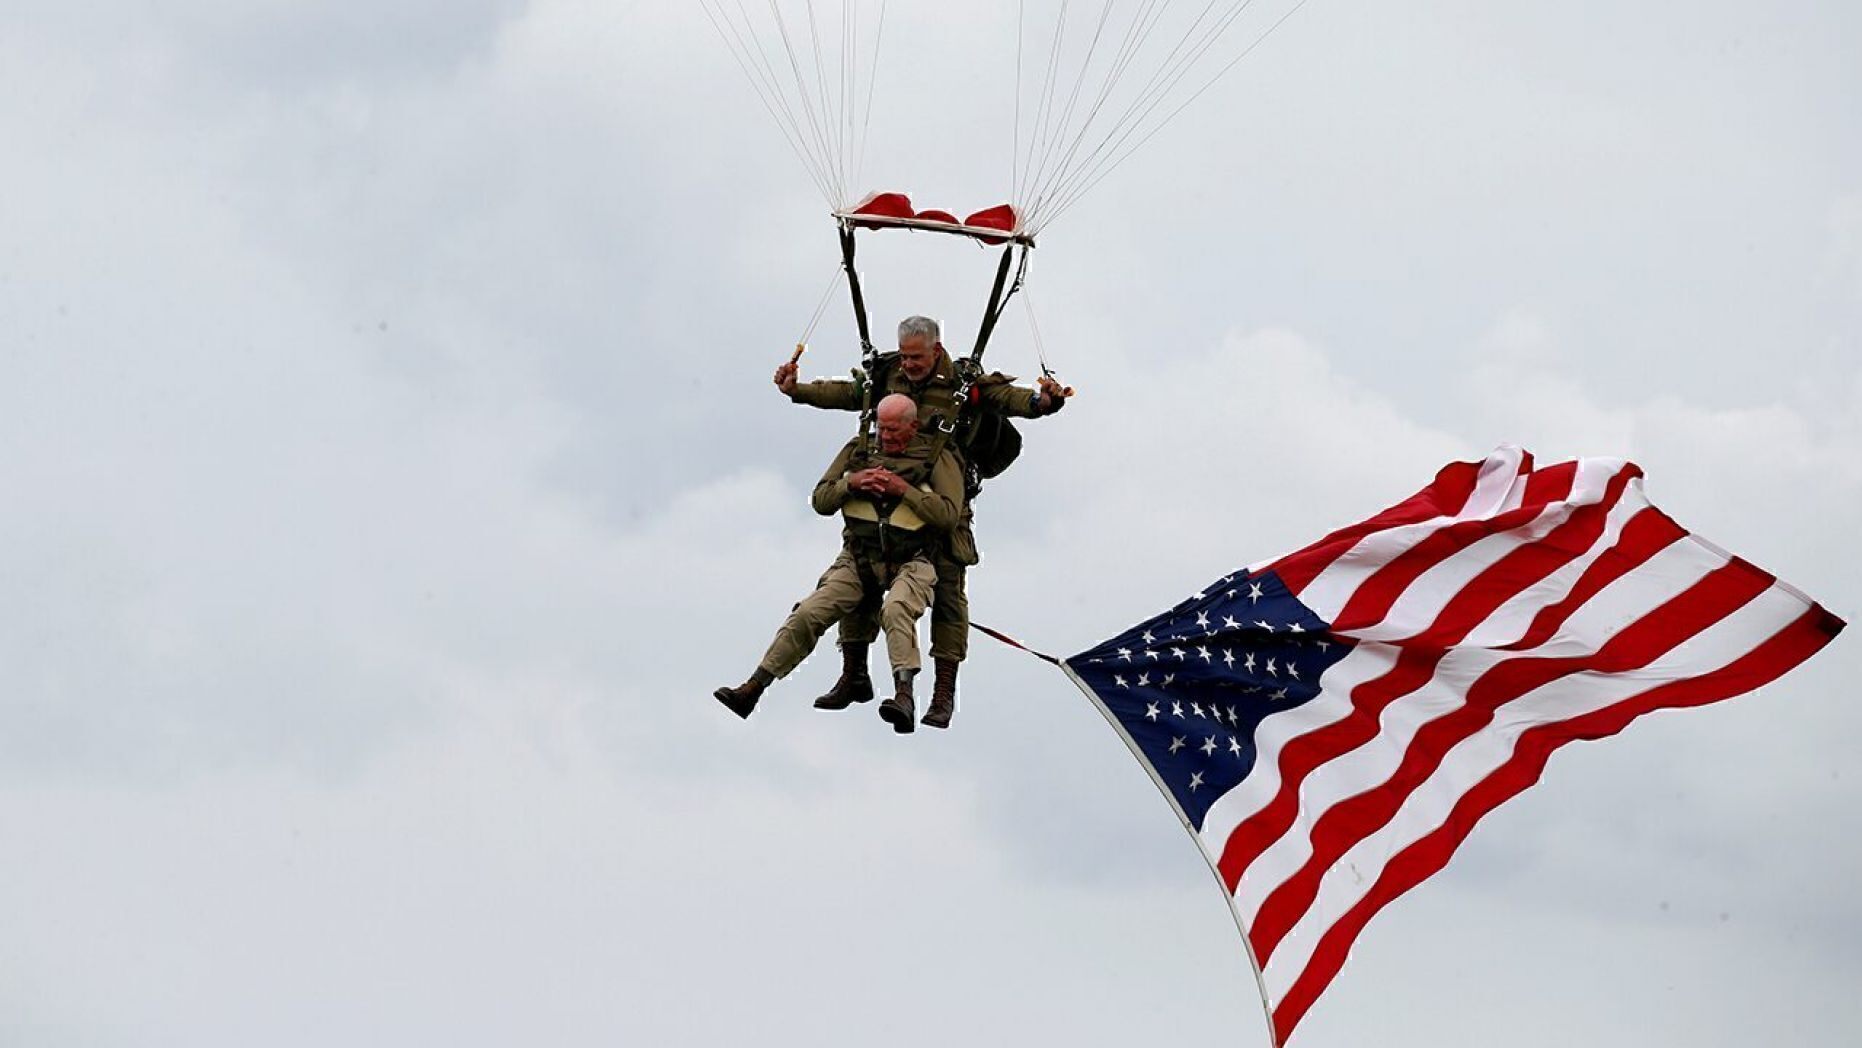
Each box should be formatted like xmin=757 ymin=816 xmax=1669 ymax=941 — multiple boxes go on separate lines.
xmin=1520 ymin=459 xmax=1580 ymax=506
xmin=1266 ymin=601 xmax=1843 ymax=1044
xmin=1268 ymin=459 xmax=1490 ymax=595
xmin=1502 ymin=507 xmax=1688 ymax=651
xmin=1328 ymin=467 xmax=1582 ymax=633
xmin=1402 ymin=463 xmax=1640 ymax=649
xmin=1249 ymin=558 xmax=1775 ymax=962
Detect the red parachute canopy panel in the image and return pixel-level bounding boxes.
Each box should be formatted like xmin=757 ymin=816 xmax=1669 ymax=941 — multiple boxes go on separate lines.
xmin=837 ymin=192 xmax=1029 ymax=246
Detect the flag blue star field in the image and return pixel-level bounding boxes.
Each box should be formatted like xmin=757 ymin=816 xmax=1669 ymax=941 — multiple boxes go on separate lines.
xmin=1063 ymin=447 xmax=1844 ymax=1046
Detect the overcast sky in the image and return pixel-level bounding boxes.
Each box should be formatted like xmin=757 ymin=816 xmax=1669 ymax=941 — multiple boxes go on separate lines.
xmin=3 ymin=2 xmax=1858 ymax=1045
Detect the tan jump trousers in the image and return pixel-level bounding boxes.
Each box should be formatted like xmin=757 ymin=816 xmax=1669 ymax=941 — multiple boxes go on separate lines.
xmin=757 ymin=550 xmax=938 ymax=679
xmin=836 ymin=551 xmax=968 ymax=662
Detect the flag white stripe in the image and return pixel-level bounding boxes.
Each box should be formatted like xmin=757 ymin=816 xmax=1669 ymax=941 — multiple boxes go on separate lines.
xmin=1449 ymin=486 xmax=1649 ymax=648
xmin=1228 ymin=534 xmax=1731 ymax=927
xmin=1287 ymin=449 xmax=1532 ymax=614
xmin=1260 ymin=581 xmax=1812 ymax=1001
xmin=1476 ymin=446 xmax=1534 ymax=512
xmin=1345 ymin=460 xmax=1622 ymax=642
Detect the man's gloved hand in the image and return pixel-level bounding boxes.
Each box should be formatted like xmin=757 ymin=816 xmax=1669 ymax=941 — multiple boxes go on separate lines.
xmin=1036 ymin=374 xmax=1070 ymax=413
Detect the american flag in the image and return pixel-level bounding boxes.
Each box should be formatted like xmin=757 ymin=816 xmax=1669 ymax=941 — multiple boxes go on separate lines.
xmin=1064 ymin=447 xmax=1844 ymax=1045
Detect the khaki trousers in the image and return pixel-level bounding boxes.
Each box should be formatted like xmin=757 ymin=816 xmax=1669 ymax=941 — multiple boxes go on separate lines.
xmin=758 ymin=551 xmax=937 ymax=679
xmin=837 ymin=552 xmax=967 ymax=662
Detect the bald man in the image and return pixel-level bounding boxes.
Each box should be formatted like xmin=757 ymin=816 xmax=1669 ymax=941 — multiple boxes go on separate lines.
xmin=714 ymin=394 xmax=965 ymax=734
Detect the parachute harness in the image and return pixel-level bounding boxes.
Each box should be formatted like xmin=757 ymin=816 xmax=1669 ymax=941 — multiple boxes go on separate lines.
xmin=836 ymin=218 xmax=1034 ymax=496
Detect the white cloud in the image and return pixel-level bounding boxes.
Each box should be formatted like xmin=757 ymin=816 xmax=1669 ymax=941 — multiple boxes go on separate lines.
xmin=1830 ymin=193 xmax=1862 ymax=299
xmin=2 ymin=3 xmax=1858 ymax=1046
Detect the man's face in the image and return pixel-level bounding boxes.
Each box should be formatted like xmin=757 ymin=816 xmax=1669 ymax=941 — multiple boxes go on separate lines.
xmin=877 ymin=412 xmax=918 ymax=454
xmin=897 ymin=333 xmax=940 ymax=382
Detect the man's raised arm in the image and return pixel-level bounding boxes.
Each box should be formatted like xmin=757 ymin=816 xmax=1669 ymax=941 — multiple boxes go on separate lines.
xmin=775 ymin=357 xmax=863 ymax=411
xmin=975 ymin=371 xmax=1071 ymax=419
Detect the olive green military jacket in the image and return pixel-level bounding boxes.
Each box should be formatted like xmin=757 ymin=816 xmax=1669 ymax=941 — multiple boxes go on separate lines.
xmin=787 ymin=349 xmax=1053 ymax=431
xmin=811 ymin=435 xmax=965 ymax=549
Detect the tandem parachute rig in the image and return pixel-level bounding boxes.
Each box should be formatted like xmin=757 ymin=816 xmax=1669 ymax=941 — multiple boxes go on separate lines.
xmin=833 ymin=192 xmax=1037 ymax=487
xmin=701 ymin=0 xmax=1311 ymax=474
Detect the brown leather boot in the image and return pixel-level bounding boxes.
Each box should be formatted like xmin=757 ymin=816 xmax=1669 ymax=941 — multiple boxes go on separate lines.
xmin=713 ymin=667 xmax=773 ymax=720
xmin=921 ymin=657 xmax=958 ymax=729
xmin=812 ymin=642 xmax=874 ymax=710
xmin=876 ymin=670 xmax=916 ymax=734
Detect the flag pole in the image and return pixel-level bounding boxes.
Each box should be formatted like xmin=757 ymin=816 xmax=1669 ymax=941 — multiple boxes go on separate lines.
xmin=1059 ymin=659 xmax=1283 ymax=1048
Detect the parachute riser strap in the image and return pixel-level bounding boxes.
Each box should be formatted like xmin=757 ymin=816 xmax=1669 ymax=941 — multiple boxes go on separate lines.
xmin=935 ymin=243 xmax=1029 ymax=483
xmin=925 ymin=244 xmax=1029 ymax=499
xmin=968 ymin=243 xmax=1028 ymax=366
xmin=958 ymin=243 xmax=1031 ymax=406
xmin=838 ymin=221 xmax=880 ymax=456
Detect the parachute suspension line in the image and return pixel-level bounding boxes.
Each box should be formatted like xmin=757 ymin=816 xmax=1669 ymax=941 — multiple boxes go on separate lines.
xmin=1025 ymin=0 xmax=1249 ymax=231
xmin=763 ymin=0 xmax=844 ymax=205
xmin=1035 ymin=0 xmax=1266 ymax=222
xmin=796 ymin=262 xmax=844 ymax=347
xmin=1013 ymin=2 xmax=1025 ymax=203
xmin=1019 ymin=2 xmax=1072 ymax=215
xmin=1030 ymin=2 xmax=1105 ymax=210
xmin=702 ymin=1 xmax=888 ymax=211
xmin=1024 ymin=0 xmax=1172 ymax=224
xmin=1021 ymin=0 xmax=1119 ymax=224
xmin=1017 ymin=0 xmax=1216 ymax=229
xmin=1020 ymin=290 xmax=1073 ymax=396
xmin=801 ymin=2 xmax=832 ymax=195
xmin=1022 ymin=0 xmax=1156 ymax=210
xmin=799 ymin=0 xmax=848 ymax=204
xmin=699 ymin=0 xmax=837 ymax=205
xmin=1011 ymin=0 xmax=1311 ymax=236
xmin=1038 ymin=0 xmax=1310 ymax=230
xmin=853 ymin=0 xmax=887 ymax=193
xmin=841 ymin=1 xmax=855 ymax=195
xmin=731 ymin=0 xmax=838 ymax=200
xmin=1020 ymin=289 xmax=1053 ymax=381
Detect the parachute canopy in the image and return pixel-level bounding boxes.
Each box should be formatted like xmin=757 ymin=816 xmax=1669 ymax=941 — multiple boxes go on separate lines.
xmin=837 ymin=193 xmax=1024 ymax=245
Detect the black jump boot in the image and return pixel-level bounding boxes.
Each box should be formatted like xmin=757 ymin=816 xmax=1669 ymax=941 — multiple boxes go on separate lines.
xmin=876 ymin=669 xmax=917 ymax=734
xmin=713 ymin=667 xmax=774 ymax=720
xmin=921 ymin=657 xmax=959 ymax=729
xmin=813 ymin=642 xmax=875 ymax=710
